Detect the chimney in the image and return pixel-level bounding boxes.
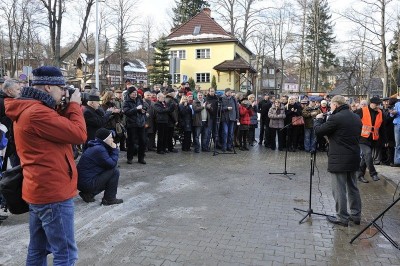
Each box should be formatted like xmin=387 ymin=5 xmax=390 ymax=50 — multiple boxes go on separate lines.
xmin=203 ymin=7 xmax=211 ymax=17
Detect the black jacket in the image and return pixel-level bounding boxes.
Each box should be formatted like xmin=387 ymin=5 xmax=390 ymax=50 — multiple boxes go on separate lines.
xmin=154 ymin=101 xmax=173 ymax=124
xmin=123 ymin=97 xmax=146 ymax=128
xmin=84 ymin=106 xmax=111 ymax=143
xmin=314 ymin=104 xmax=362 ymax=172
xmin=206 ymin=94 xmax=219 ymax=118
xmin=258 ymin=99 xmax=272 ymax=122
xmin=178 ymin=104 xmax=192 ymax=132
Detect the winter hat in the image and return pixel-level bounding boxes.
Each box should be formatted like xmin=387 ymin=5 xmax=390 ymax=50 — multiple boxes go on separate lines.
xmin=321 ymin=100 xmax=327 ymax=105
xmin=96 ymin=128 xmax=112 ymax=141
xmin=87 ymin=94 xmax=100 ymax=101
xmin=127 ymin=86 xmax=137 ymax=95
xmin=31 ymin=66 xmax=66 ymax=86
xmin=369 ymin=97 xmax=381 ymax=104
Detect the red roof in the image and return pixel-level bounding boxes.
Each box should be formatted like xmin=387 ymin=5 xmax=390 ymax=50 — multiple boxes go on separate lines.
xmin=166 ymin=9 xmax=252 ymax=56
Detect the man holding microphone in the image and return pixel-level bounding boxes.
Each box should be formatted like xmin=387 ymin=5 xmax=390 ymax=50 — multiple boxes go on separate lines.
xmin=314 ymin=95 xmax=362 ymax=227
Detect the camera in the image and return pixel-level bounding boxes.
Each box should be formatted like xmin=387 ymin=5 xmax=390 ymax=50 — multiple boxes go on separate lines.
xmin=65 ymin=86 xmax=89 ymax=106
xmin=307 ymin=106 xmax=320 ymax=111
xmin=142 ymin=105 xmax=148 ymax=112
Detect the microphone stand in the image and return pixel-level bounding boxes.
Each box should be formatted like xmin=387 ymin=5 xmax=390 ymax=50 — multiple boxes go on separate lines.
xmin=350 ymin=196 xmax=400 ymax=249
xmin=294 ymin=151 xmax=332 ymax=223
xmin=268 ymin=117 xmax=301 ymax=179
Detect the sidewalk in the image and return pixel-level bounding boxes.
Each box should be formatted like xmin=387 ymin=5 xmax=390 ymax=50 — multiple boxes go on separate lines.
xmin=375 ymin=164 xmax=400 ymax=195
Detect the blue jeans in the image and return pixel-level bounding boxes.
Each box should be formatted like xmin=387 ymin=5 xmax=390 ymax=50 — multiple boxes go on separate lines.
xmin=206 ymin=117 xmax=218 ymax=149
xmin=395 ymin=124 xmax=400 ymax=164
xmin=27 ymin=198 xmax=78 ymax=266
xmin=221 ymin=121 xmax=235 ymax=151
xmin=357 ymin=143 xmax=377 ymax=178
xmin=304 ymin=128 xmax=317 ymax=152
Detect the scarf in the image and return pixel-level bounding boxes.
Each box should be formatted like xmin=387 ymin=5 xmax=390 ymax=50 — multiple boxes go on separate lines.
xmin=20 ymin=86 xmax=56 ymax=109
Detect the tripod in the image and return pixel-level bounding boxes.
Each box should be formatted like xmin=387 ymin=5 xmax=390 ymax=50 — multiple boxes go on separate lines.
xmin=294 ymin=152 xmax=332 ymax=224
xmin=269 ymin=121 xmax=295 ymax=179
xmin=350 ymin=195 xmax=400 ymax=249
xmin=213 ymin=98 xmax=236 ymax=156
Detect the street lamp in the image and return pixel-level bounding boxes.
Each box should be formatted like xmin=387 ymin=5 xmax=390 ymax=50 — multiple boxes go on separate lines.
xmin=95 ymin=0 xmax=100 ymax=90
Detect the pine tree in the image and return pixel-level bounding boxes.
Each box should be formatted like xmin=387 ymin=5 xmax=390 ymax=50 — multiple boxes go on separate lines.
xmin=149 ymin=37 xmax=171 ymax=85
xmin=211 ymin=75 xmax=217 ymax=89
xmin=172 ymin=0 xmax=210 ymax=27
xmin=305 ymin=0 xmax=336 ymax=91
xmin=389 ymin=28 xmax=400 ymax=95
xmin=114 ymin=36 xmax=129 ymax=55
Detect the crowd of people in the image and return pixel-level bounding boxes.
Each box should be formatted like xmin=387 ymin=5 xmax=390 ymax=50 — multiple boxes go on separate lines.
xmin=0 ymin=65 xmax=400 ymax=263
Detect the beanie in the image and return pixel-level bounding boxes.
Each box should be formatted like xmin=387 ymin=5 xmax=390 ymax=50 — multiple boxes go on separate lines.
xmin=127 ymin=86 xmax=137 ymax=95
xmin=31 ymin=66 xmax=66 ymax=86
xmin=95 ymin=128 xmax=112 ymax=141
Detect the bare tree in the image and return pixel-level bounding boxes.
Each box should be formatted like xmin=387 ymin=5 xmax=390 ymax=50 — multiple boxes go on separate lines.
xmin=209 ymin=0 xmax=238 ymax=36
xmin=343 ymin=0 xmax=396 ymax=97
xmin=210 ymin=0 xmax=267 ymax=45
xmin=107 ymin=0 xmax=139 ymax=84
xmin=0 ymin=0 xmax=31 ymax=77
xmin=38 ymin=0 xmax=94 ymax=66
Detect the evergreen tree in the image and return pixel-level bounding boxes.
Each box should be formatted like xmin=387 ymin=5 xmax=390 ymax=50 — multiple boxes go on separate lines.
xmin=389 ymin=27 xmax=400 ymax=96
xmin=188 ymin=77 xmax=196 ymax=90
xmin=172 ymin=0 xmax=210 ymax=27
xmin=149 ymin=37 xmax=171 ymax=85
xmin=114 ymin=36 xmax=129 ymax=55
xmin=211 ymin=75 xmax=217 ymax=89
xmin=305 ymin=0 xmax=336 ymax=91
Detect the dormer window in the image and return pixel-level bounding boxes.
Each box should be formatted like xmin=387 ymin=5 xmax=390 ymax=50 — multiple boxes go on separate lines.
xmin=193 ymin=25 xmax=201 ymax=35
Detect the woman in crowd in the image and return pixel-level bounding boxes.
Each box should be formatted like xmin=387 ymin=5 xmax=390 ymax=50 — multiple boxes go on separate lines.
xmin=101 ymin=90 xmax=122 ymax=144
xmin=247 ymin=94 xmax=258 ymax=146
xmin=285 ymin=96 xmax=302 ymax=152
xmin=178 ymin=95 xmax=192 ymax=151
xmin=238 ymin=100 xmax=253 ymax=150
xmin=268 ymin=99 xmax=286 ymax=151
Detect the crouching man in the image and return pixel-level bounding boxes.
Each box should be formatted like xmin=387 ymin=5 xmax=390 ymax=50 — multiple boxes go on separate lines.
xmin=77 ymin=128 xmax=123 ymax=205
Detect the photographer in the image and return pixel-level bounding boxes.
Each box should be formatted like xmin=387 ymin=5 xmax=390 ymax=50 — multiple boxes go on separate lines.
xmin=314 ymin=95 xmax=362 ymax=227
xmin=302 ymin=99 xmax=321 ymax=153
xmin=4 ymin=66 xmax=87 ymax=264
xmin=123 ymin=86 xmax=146 ymax=164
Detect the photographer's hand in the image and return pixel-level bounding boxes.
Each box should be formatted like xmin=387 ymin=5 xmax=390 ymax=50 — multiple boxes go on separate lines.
xmin=70 ymin=90 xmax=82 ymax=105
xmin=315 ymin=114 xmax=324 ymax=119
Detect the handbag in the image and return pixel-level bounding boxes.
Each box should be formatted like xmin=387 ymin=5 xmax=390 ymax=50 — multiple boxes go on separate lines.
xmin=291 ymin=116 xmax=305 ymax=126
xmin=0 ymin=153 xmax=29 ymax=214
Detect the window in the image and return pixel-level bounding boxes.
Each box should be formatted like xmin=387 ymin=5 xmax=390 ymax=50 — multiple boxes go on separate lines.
xmin=173 ymin=74 xmax=181 ymax=84
xmin=196 ymin=73 xmax=210 ymax=83
xmin=193 ymin=25 xmax=201 ymax=35
xmin=170 ymin=50 xmax=186 ymax=59
xmin=268 ymin=68 xmax=274 ymax=75
xmin=196 ymin=49 xmax=210 ymax=59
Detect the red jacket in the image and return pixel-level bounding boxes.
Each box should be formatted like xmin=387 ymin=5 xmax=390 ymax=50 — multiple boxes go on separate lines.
xmin=239 ymin=105 xmax=253 ymax=125
xmin=5 ymin=99 xmax=87 ymax=204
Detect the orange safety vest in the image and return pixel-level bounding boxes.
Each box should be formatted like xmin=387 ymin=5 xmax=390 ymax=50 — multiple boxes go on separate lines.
xmin=360 ymin=106 xmax=382 ymax=140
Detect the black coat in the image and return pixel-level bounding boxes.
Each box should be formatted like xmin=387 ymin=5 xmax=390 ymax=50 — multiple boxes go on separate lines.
xmin=258 ymin=99 xmax=272 ymax=122
xmin=314 ymin=104 xmax=362 ymax=173
xmin=84 ymin=106 xmax=111 ymax=142
xmin=154 ymin=101 xmax=173 ymax=124
xmin=179 ymin=104 xmax=193 ymax=132
xmin=123 ymin=97 xmax=146 ymax=128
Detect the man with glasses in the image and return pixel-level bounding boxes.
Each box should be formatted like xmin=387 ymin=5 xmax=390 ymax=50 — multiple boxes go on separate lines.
xmin=4 ymin=66 xmax=87 ymax=265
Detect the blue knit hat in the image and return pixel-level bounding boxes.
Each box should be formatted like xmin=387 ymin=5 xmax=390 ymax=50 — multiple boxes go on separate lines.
xmin=31 ymin=66 xmax=66 ymax=86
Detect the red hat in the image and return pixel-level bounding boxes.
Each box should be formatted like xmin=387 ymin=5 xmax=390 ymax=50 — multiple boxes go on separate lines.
xmin=186 ymin=91 xmax=192 ymax=96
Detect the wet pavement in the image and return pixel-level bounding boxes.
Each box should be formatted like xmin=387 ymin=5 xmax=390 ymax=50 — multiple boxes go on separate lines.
xmin=0 ymin=145 xmax=399 ymax=265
